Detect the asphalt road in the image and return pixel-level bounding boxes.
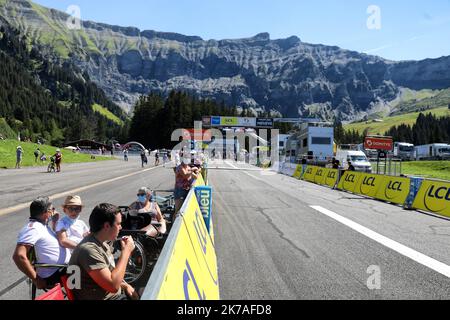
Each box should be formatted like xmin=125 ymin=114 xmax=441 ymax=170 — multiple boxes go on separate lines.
xmin=210 ymin=161 xmax=450 ymax=300
xmin=0 ymin=156 xmax=173 ymax=300
xmin=2 ymin=158 xmax=450 ymax=300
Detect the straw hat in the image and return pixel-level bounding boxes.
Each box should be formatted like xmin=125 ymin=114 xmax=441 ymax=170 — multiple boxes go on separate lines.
xmin=63 ymin=195 xmax=83 ymax=207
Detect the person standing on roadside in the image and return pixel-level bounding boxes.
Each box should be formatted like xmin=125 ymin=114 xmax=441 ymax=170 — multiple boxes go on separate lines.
xmin=16 ymin=146 xmax=23 ymax=169
xmin=34 ymin=148 xmax=40 ymax=163
xmin=54 ymin=149 xmax=62 ymax=173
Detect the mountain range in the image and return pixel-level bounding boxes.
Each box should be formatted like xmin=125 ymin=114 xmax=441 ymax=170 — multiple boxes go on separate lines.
xmin=1 ymin=0 xmax=450 ymax=121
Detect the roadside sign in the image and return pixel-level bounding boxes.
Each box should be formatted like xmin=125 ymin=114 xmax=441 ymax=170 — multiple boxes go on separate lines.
xmin=365 ymin=136 xmax=393 ymax=151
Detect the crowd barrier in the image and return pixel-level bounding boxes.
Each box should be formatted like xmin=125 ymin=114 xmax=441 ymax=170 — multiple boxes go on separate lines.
xmin=278 ymin=163 xmax=450 ymax=219
xmin=141 ymin=173 xmax=219 ymax=300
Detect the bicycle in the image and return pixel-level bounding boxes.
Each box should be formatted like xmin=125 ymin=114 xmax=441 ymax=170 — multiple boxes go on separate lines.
xmin=47 ymin=157 xmax=56 ymax=173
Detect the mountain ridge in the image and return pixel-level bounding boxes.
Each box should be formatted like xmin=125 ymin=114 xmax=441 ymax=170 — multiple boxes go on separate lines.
xmin=2 ymin=0 xmax=450 ymax=121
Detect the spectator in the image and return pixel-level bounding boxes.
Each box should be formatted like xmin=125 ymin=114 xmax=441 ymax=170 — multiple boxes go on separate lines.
xmin=54 ymin=149 xmax=62 ymax=173
xmin=332 ymin=159 xmax=340 ymax=170
xmin=12 ymin=197 xmax=70 ymax=290
xmin=348 ymin=161 xmax=356 ymax=171
xmin=300 ymin=157 xmax=307 ymax=177
xmin=129 ymin=187 xmax=167 ymax=237
xmin=155 ymin=151 xmax=160 ymax=166
xmin=56 ymin=196 xmax=90 ymax=252
xmin=34 ymin=148 xmax=40 ymax=163
xmin=40 ymin=153 xmax=47 ymax=163
xmin=15 ymin=146 xmax=23 ymax=169
xmin=123 ymin=149 xmax=129 ymax=162
xmin=174 ymin=159 xmax=199 ymax=215
xmin=140 ymin=150 xmax=147 ymax=168
xmin=69 ymin=203 xmax=138 ymax=300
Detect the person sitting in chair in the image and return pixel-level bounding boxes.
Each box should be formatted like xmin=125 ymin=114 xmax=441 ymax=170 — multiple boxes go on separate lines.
xmin=129 ymin=187 xmax=167 ymax=237
xmin=13 ymin=197 xmax=70 ymax=290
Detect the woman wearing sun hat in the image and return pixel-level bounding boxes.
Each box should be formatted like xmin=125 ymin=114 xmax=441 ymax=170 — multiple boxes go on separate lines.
xmin=56 ymin=196 xmax=90 ymax=252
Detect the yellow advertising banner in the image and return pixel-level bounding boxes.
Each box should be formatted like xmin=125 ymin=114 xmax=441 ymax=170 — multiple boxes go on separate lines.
xmin=412 ymin=180 xmax=450 ymax=218
xmin=324 ymin=169 xmax=339 ymax=188
xmin=374 ymin=176 xmax=410 ymax=205
xmin=194 ymin=173 xmax=206 ymax=187
xmin=156 ymin=193 xmax=219 ymax=300
xmin=303 ymin=166 xmax=318 ymax=182
xmin=220 ymin=117 xmax=239 ymax=126
xmin=314 ymin=168 xmax=328 ymax=185
xmin=156 ymin=221 xmax=212 ymax=300
xmin=293 ymin=165 xmax=303 ymax=179
xmin=337 ymin=171 xmax=363 ymax=193
xmin=182 ymin=197 xmax=219 ymax=297
xmin=353 ymin=173 xmax=386 ymax=198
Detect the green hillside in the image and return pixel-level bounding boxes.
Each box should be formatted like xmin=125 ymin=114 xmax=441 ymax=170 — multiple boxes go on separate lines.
xmin=92 ymin=104 xmax=124 ymax=126
xmin=0 ymin=139 xmax=112 ymax=169
xmin=344 ymin=107 xmax=450 ymax=135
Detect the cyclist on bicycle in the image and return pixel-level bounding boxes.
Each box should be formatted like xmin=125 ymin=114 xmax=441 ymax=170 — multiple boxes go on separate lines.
xmin=129 ymin=187 xmax=167 ymax=238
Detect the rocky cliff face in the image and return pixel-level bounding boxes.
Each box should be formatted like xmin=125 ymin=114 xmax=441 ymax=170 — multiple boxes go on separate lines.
xmin=1 ymin=0 xmax=450 ymax=120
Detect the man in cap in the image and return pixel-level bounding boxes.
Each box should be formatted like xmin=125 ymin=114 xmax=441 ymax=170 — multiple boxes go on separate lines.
xmin=13 ymin=197 xmax=70 ymax=289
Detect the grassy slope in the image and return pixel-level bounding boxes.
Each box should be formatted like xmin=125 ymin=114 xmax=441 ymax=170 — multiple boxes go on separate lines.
xmin=401 ymin=161 xmax=450 ymax=181
xmin=0 ymin=118 xmax=16 ymax=139
xmin=345 ymin=107 xmax=450 ymax=135
xmin=92 ymin=104 xmax=124 ymax=126
xmin=0 ymin=139 xmax=112 ymax=169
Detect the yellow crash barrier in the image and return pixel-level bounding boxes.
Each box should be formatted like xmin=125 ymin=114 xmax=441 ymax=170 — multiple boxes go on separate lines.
xmin=375 ymin=176 xmax=411 ymax=205
xmin=293 ymin=165 xmax=303 ymax=179
xmin=302 ymin=166 xmax=318 ymax=182
xmin=337 ymin=171 xmax=363 ymax=193
xmin=412 ymin=180 xmax=450 ymax=218
xmin=143 ymin=190 xmax=219 ymax=300
xmin=323 ymin=169 xmax=339 ymax=188
xmin=314 ymin=168 xmax=328 ymax=185
xmin=353 ymin=173 xmax=386 ymax=198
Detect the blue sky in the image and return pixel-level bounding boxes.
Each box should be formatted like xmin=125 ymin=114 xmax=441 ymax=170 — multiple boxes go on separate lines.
xmin=33 ymin=0 xmax=450 ymax=61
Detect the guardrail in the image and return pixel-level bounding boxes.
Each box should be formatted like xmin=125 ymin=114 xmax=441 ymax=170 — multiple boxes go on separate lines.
xmin=278 ymin=163 xmax=450 ymax=218
xmin=141 ymin=170 xmax=219 ymax=300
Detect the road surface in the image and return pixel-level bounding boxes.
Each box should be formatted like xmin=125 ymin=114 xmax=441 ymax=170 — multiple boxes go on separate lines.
xmin=1 ymin=158 xmax=450 ymax=299
xmin=210 ymin=161 xmax=450 ymax=299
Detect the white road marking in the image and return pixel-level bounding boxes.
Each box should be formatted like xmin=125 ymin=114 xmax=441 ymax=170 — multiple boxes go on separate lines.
xmin=311 ymin=205 xmax=450 ymax=278
xmin=0 ymin=166 xmax=161 ymax=217
xmin=224 ymin=161 xmax=268 ymax=183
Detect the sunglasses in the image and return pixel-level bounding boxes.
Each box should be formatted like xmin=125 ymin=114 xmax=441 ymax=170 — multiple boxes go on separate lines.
xmin=137 ymin=194 xmax=147 ymax=197
xmin=66 ymin=206 xmax=82 ymax=213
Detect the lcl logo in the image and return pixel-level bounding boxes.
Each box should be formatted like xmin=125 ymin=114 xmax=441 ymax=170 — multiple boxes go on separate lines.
xmin=424 ymin=185 xmax=450 ymax=213
xmin=306 ymin=168 xmax=313 ymax=174
xmin=387 ymin=181 xmax=403 ymax=191
xmin=427 ymin=186 xmax=450 ymax=201
xmin=362 ymin=177 xmax=376 ymax=187
xmin=327 ymin=171 xmax=336 ymax=179
xmin=316 ymin=169 xmax=323 ymax=176
xmin=345 ymin=174 xmax=356 ymax=183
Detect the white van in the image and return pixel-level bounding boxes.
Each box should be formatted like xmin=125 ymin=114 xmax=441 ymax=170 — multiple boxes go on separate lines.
xmin=336 ymin=150 xmax=372 ymax=173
